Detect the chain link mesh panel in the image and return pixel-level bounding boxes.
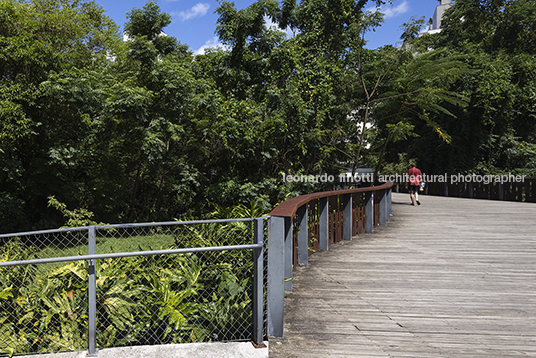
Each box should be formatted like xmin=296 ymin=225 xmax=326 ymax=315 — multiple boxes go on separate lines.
xmin=0 ymin=231 xmax=89 ymax=356
xmin=94 ymin=221 xmax=256 ymax=347
xmin=0 ymin=218 xmax=268 ymax=357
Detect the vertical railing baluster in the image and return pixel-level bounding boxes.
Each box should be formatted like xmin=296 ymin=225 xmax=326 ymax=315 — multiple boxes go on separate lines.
xmin=343 ymin=194 xmax=352 ymax=241
xmin=252 ymin=218 xmax=264 ymax=345
xmin=379 ymin=189 xmax=387 ymax=226
xmin=284 ymin=217 xmax=293 ymax=292
xmin=297 ymin=204 xmax=308 ymax=265
xmin=88 ymin=226 xmax=97 ymax=356
xmin=365 ymin=191 xmax=373 ymax=233
xmin=267 ymin=216 xmax=287 ymax=337
xmin=469 ymin=181 xmax=473 ymax=198
xmin=387 ymin=187 xmax=392 ymax=217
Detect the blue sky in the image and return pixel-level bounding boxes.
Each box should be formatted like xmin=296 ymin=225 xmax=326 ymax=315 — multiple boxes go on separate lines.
xmin=93 ymin=0 xmax=442 ymax=54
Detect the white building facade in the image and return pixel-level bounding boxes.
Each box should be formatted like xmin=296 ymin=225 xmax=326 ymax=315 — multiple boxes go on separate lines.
xmin=427 ymin=0 xmax=453 ymax=34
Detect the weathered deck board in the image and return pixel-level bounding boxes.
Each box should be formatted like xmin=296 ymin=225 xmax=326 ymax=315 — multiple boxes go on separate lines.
xmin=269 ymin=193 xmax=536 ymax=357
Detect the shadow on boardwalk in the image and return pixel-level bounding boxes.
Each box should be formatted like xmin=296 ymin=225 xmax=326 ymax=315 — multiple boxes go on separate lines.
xmin=269 ymin=193 xmax=536 ymax=357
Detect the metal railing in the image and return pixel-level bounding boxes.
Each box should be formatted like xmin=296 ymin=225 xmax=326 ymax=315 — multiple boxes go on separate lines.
xmin=265 ymin=182 xmax=394 ymax=337
xmin=0 ymin=218 xmax=267 ymax=357
xmin=0 ymin=183 xmax=395 ymax=356
xmin=394 ymin=177 xmax=536 ymax=202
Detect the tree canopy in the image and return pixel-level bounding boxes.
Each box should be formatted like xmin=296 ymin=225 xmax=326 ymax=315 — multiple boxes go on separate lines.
xmin=1 ymin=0 xmax=535 ymax=233
xmin=395 ymin=0 xmax=536 ymax=175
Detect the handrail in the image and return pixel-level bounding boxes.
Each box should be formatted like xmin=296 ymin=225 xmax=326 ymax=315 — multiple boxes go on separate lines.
xmin=0 ymin=216 xmax=272 ymax=239
xmin=269 ymin=182 xmax=394 ymax=218
xmin=0 ymin=242 xmax=264 ymax=268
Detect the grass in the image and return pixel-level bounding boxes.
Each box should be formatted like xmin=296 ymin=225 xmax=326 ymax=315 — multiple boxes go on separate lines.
xmin=95 ymin=233 xmax=176 ymax=254
xmin=36 ymin=234 xmax=176 ymax=257
xmin=32 ymin=233 xmax=176 ymax=273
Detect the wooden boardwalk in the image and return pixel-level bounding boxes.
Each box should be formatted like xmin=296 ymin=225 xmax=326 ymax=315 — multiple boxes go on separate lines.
xmin=269 ymin=193 xmax=536 ymax=357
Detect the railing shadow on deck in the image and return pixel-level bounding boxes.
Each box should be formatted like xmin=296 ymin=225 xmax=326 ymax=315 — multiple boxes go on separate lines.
xmin=266 ymin=181 xmax=394 ymax=338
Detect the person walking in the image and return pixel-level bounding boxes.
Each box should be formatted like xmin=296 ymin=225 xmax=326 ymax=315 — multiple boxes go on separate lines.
xmin=408 ymin=163 xmax=422 ymax=206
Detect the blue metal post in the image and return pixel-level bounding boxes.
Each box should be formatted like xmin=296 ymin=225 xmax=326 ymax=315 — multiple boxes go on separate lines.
xmin=379 ymin=190 xmax=387 ymax=226
xmin=284 ymin=217 xmax=293 ymax=292
xmin=88 ymin=227 xmax=97 ymax=356
xmin=387 ymin=187 xmax=392 ymax=216
xmin=267 ymin=216 xmax=286 ymax=337
xmin=365 ymin=191 xmax=373 ymax=233
xmin=252 ymin=218 xmax=264 ymax=344
xmin=297 ymin=204 xmax=308 ymax=265
xmin=469 ymin=181 xmax=474 ymax=198
xmin=343 ymin=194 xmax=352 ymax=241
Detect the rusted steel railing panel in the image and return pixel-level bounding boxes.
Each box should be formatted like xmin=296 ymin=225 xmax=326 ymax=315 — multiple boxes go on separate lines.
xmin=307 ymin=199 xmax=320 ymax=257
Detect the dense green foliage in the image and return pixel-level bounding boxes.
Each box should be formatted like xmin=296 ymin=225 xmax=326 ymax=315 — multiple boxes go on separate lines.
xmin=1 ymin=0 xmax=535 ymax=233
xmin=384 ymin=0 xmax=536 ymax=176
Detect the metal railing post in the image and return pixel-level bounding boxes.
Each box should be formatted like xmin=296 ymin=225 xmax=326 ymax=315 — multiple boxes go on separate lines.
xmin=343 ymin=193 xmax=352 ymax=241
xmin=319 ymin=198 xmax=329 ymax=250
xmin=297 ymin=204 xmax=308 ymax=265
xmin=88 ymin=226 xmax=97 ymax=356
xmin=379 ymin=189 xmax=387 ymax=226
xmin=267 ymin=216 xmax=286 ymax=337
xmin=365 ymin=191 xmax=373 ymax=233
xmin=387 ymin=187 xmax=392 ymax=216
xmin=284 ymin=217 xmax=293 ymax=292
xmin=252 ymin=218 xmax=264 ymax=345
xmin=469 ymin=181 xmax=474 ymax=198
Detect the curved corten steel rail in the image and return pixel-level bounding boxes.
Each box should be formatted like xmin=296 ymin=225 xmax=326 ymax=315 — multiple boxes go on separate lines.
xmin=269 ymin=181 xmax=395 ymax=218
xmin=266 ymin=181 xmax=394 ymax=338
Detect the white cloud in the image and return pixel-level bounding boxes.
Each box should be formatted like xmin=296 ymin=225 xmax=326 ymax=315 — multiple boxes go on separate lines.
xmin=176 ymin=3 xmax=210 ymax=21
xmin=264 ymin=16 xmax=296 ymax=38
xmin=195 ymin=17 xmax=295 ymax=56
xmin=367 ymin=0 xmax=409 ymax=19
xmin=195 ymin=37 xmax=229 ymax=55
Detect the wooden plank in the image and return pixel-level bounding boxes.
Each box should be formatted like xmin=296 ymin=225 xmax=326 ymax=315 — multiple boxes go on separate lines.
xmin=269 ymin=193 xmax=536 ymax=357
